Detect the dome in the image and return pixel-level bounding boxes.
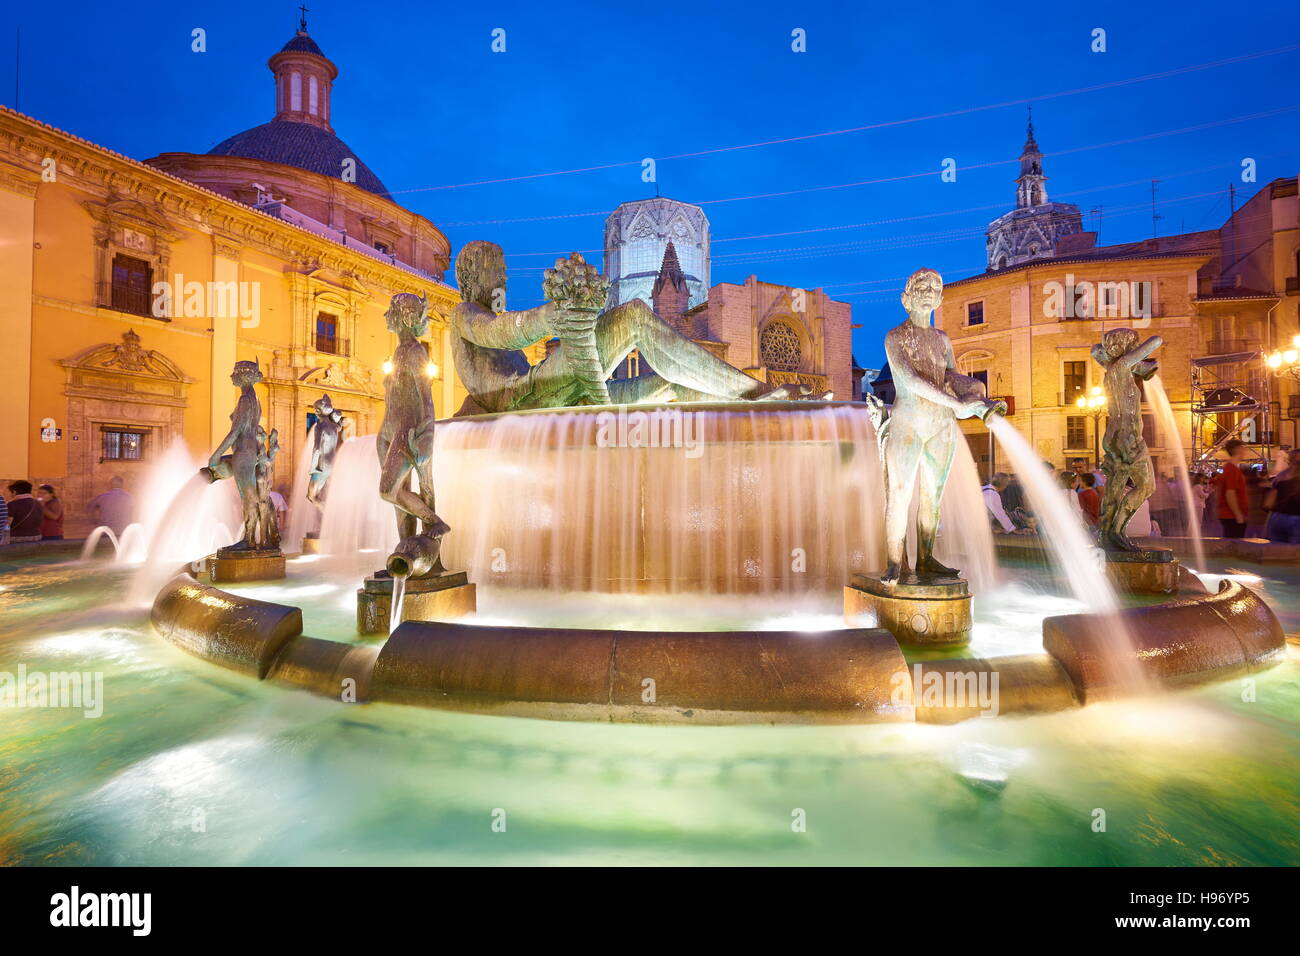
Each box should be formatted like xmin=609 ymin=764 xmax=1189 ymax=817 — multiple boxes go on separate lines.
xmin=207 ymin=121 xmax=389 ymax=197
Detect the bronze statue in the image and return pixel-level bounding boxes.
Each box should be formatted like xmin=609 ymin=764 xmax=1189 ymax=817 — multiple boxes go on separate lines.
xmin=1092 ymin=328 xmax=1162 ymax=551
xmin=202 ymin=359 xmax=280 ymax=551
xmin=377 ymin=293 xmax=449 ymax=570
xmin=449 ymin=241 xmax=803 ymax=412
xmin=879 ymin=269 xmax=1004 ymax=584
xmin=306 ymin=393 xmax=344 ymax=516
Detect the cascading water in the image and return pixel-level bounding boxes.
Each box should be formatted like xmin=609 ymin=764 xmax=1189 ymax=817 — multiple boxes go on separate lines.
xmin=126 ymin=473 xmax=240 ymax=603
xmin=1143 ymin=374 xmax=1206 ymax=570
xmin=317 ymin=435 xmax=396 ymax=557
xmin=427 ymin=402 xmax=996 ymax=604
xmin=985 ymin=416 xmax=1116 ymax=611
xmin=283 ymin=424 xmax=320 ymax=554
xmin=985 ymin=415 xmax=1145 ymax=691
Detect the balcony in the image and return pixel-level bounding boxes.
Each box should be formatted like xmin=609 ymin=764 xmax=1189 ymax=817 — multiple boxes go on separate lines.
xmin=314 ymin=335 xmax=349 ymax=356
xmin=1204 ymin=337 xmax=1252 ymax=356
xmin=109 ymin=285 xmax=154 ymax=318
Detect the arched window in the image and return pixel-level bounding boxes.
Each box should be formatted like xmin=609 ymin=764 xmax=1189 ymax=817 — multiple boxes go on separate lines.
xmin=291 ymin=72 xmax=302 ymax=111
xmin=309 ymin=76 xmax=318 ymax=115
xmin=760 ymin=321 xmax=802 ymax=371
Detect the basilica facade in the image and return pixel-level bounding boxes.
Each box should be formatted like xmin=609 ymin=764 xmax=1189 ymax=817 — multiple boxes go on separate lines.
xmin=0 ymin=22 xmax=466 ymax=533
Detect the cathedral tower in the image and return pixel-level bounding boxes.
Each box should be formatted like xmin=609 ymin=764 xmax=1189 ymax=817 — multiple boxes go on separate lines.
xmin=985 ymin=113 xmax=1084 ymax=271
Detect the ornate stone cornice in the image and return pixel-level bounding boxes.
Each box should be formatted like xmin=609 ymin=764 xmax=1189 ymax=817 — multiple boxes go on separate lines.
xmin=0 ymin=158 xmax=39 ymax=198
xmin=0 ymin=106 xmax=457 ymax=305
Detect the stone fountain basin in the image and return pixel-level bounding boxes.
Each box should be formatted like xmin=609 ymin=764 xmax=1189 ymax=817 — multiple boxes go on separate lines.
xmin=150 ymin=573 xmax=1287 ymax=725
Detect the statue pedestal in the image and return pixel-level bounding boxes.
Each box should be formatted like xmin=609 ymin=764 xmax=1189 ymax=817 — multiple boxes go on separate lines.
xmin=210 ymin=547 xmax=286 ymax=583
xmin=1104 ymin=548 xmax=1179 ymax=595
xmin=844 ymin=573 xmax=972 ymax=647
xmin=301 ymin=534 xmax=322 ymax=555
xmin=357 ymin=569 xmax=476 ymax=636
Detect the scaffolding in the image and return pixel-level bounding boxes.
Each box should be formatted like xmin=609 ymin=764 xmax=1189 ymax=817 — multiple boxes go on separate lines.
xmin=1190 ymin=348 xmax=1271 ymax=472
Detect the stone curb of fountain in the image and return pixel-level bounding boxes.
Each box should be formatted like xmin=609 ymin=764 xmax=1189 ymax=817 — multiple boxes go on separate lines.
xmin=146 ymin=572 xmax=1289 ymax=725
xmin=994 ymin=534 xmax=1300 ymax=565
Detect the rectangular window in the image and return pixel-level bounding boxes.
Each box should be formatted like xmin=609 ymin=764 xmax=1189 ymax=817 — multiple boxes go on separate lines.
xmin=967 ymin=301 xmax=984 ymax=326
xmin=316 ymin=312 xmax=339 ymax=354
xmin=101 ymin=426 xmax=147 ymax=462
xmin=971 ymin=369 xmax=988 ymax=390
xmin=111 ymin=253 xmax=153 ymax=317
xmin=1063 ymin=360 xmax=1086 ymax=404
xmin=1066 ymin=416 xmax=1087 ymax=449
xmin=1143 ymin=413 xmax=1158 ymax=447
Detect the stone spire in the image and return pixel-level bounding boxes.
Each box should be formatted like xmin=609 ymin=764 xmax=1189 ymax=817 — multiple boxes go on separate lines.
xmin=269 ymin=18 xmax=338 ymax=132
xmin=652 ymin=241 xmax=692 ymax=334
xmin=1016 ymin=107 xmax=1047 ymax=208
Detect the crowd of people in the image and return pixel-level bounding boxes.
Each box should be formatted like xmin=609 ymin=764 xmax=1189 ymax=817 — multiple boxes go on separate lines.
xmin=1 ymin=477 xmax=135 ymax=547
xmin=1 ymin=475 xmax=292 ymax=548
xmin=980 ymin=441 xmax=1300 ymax=545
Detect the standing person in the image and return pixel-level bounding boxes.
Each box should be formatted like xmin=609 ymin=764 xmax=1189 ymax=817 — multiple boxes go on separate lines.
xmin=1059 ymin=471 xmax=1083 ymax=520
xmin=1264 ymin=448 xmax=1300 ymax=543
xmin=1214 ymin=439 xmax=1251 ymax=538
xmin=36 ymin=484 xmax=64 ymax=540
xmin=1148 ymin=473 xmax=1177 ymax=538
xmin=88 ymin=476 xmax=134 ymax=538
xmin=6 ymin=481 xmax=44 ymax=543
xmin=982 ymin=473 xmax=1015 ymax=534
xmin=1078 ymin=473 xmax=1102 ymax=526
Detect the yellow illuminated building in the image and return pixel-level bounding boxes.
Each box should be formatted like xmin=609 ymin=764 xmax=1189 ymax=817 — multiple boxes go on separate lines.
xmin=934 ymin=127 xmax=1298 ymax=477
xmin=0 ymin=24 xmax=467 ymax=532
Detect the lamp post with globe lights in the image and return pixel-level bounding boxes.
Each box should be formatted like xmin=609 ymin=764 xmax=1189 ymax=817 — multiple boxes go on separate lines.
xmin=1265 ymin=334 xmax=1300 ymax=380
xmin=1076 ymin=385 xmax=1108 ymax=471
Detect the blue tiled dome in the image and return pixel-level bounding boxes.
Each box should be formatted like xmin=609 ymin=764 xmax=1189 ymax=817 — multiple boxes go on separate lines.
xmin=207 ymin=120 xmax=389 ymax=197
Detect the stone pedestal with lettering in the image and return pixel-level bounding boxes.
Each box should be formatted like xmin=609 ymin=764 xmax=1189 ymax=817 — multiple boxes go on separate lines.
xmin=844 ymin=573 xmax=972 ymax=648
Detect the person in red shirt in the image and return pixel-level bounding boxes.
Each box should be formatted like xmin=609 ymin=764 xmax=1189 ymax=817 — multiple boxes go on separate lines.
xmin=1215 ymin=439 xmax=1251 ymax=538
xmin=1078 ymin=473 xmax=1101 ymax=526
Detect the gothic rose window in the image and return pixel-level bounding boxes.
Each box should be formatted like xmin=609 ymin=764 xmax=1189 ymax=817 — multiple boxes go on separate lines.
xmin=760 ymin=321 xmax=802 ymax=371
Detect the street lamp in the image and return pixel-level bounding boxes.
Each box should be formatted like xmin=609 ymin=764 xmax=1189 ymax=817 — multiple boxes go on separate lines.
xmin=1265 ymin=334 xmax=1300 ymax=378
xmin=1076 ymin=385 xmax=1107 ymax=469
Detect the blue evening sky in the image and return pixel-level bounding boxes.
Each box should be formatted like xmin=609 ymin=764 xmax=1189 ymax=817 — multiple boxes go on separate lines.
xmin=4 ymin=0 xmax=1298 ymax=367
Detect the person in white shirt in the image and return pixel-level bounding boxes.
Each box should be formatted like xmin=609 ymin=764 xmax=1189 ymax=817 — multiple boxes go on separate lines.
xmin=982 ymin=473 xmax=1015 ymax=534
xmin=1059 ymin=470 xmax=1083 ymax=519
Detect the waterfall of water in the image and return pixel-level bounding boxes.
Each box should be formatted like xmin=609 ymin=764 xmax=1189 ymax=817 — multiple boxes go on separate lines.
xmin=317 ymin=435 xmax=396 ymax=557
xmin=283 ymin=424 xmax=320 ymax=554
xmin=985 ymin=415 xmax=1116 ymax=611
xmin=430 ymin=404 xmax=889 ymax=597
xmin=126 ymin=473 xmax=240 ymax=603
xmin=986 ymin=415 xmax=1146 ymax=692
xmin=1143 ymin=374 xmax=1206 ymax=570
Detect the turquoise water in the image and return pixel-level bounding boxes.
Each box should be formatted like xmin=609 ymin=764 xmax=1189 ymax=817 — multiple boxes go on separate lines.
xmin=0 ymin=556 xmax=1297 ymax=866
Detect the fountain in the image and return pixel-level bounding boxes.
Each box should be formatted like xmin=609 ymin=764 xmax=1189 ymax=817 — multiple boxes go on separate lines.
xmin=124 ymin=263 xmax=1285 ymax=724
xmin=843 ymin=268 xmax=1006 ymax=647
xmin=299 ymin=394 xmax=345 ymax=554
xmin=1089 ymin=329 xmax=1184 ymax=594
xmin=356 ymin=293 xmax=474 ymax=634
xmin=197 ymin=360 xmax=286 ymax=582
xmin=1144 ymin=373 xmax=1207 ymax=570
